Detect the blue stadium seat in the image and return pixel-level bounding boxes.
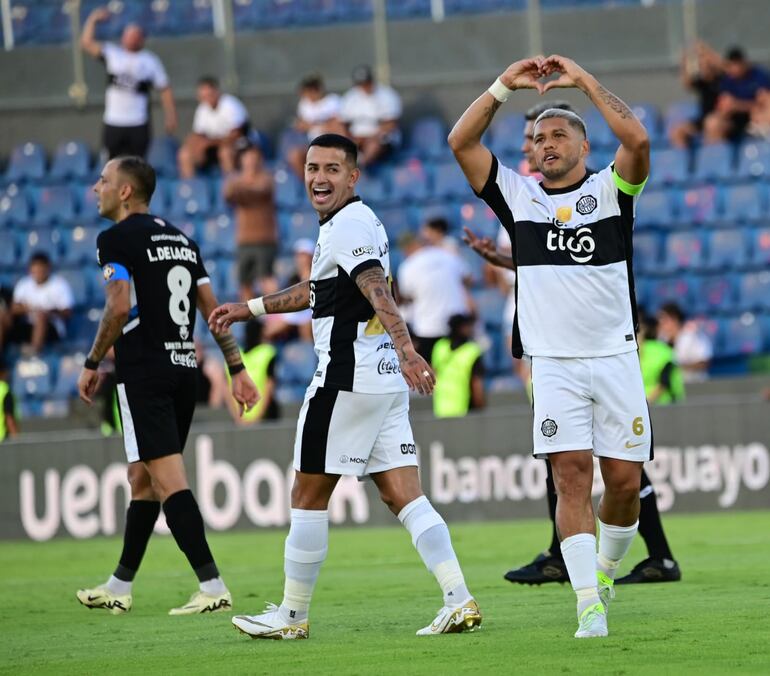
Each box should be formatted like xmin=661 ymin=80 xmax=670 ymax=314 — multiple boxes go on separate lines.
xmin=631 ymin=103 xmax=663 ymax=145
xmin=583 ymin=109 xmax=615 ymax=148
xmin=18 ymin=229 xmax=62 ymax=263
xmin=692 ymin=143 xmax=734 ymax=183
xmin=433 ymin=161 xmax=472 ymax=200
xmin=280 ymin=211 xmax=318 ymax=248
xmin=68 ymin=307 xmax=102 ymax=348
xmin=216 ymin=258 xmax=239 ymax=301
xmin=722 ymin=313 xmax=763 ymax=357
xmin=489 ymin=113 xmax=526 ymax=157
xmin=738 ymin=271 xmax=770 ymax=312
xmin=761 ymin=313 xmax=770 ymax=352
xmin=61 ymin=225 xmax=100 ymax=266
xmin=150 ymin=178 xmax=171 ymax=214
xmin=647 ymin=275 xmax=697 ymax=314
xmin=168 ymin=178 xmax=212 ymax=218
xmin=59 ymin=269 xmax=91 ymax=308
xmin=0 ymin=238 xmax=17 ymax=269
xmin=677 ymin=185 xmax=720 ymax=227
xmin=274 ymin=168 xmax=303 ymax=209
xmin=391 ymin=160 xmax=430 ymax=202
xmin=748 ymin=227 xmax=770 ymax=269
xmin=51 ymin=353 xmax=85 ymax=399
xmin=736 ymin=140 xmax=770 ymax=180
xmin=693 ymin=274 xmax=737 ymax=315
xmin=146 ymin=136 xmax=179 ymax=177
xmin=632 ymin=232 xmax=660 ymax=274
xmin=376 ymin=207 xmax=414 ymax=241
xmin=0 ymin=185 xmax=32 ymax=228
xmin=704 ymin=228 xmax=748 ymax=272
xmin=414 ymin=202 xmax=460 ymax=231
xmin=459 ymin=200 xmax=501 ymax=241
xmin=409 ymin=116 xmax=448 ymax=160
xmin=49 ymin=141 xmax=92 ymax=181
xmin=199 ymin=214 xmax=236 ymax=258
xmin=32 ymin=185 xmax=76 ymax=227
xmin=723 ymin=183 xmax=766 ymax=222
xmin=692 ymin=317 xmax=722 ymax=354
xmin=661 ymin=231 xmax=705 ymax=273
xmin=356 ymin=171 xmax=390 ymax=205
xmin=12 ymin=356 xmax=53 ymax=398
xmin=277 ymin=341 xmax=318 ymax=384
xmin=587 ymin=149 xmax=614 ymax=171
xmin=473 ymin=288 xmax=506 ymax=328
xmin=635 ymin=189 xmax=675 ymax=228
xmin=75 ymin=182 xmax=100 ymax=219
xmin=4 ymin=142 xmax=46 ymax=183
xmin=649 ymin=148 xmax=689 ymax=187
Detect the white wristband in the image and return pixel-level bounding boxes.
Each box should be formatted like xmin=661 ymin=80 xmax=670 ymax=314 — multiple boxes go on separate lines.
xmin=488 ymin=77 xmax=514 ymax=103
xmin=247 ymin=297 xmax=266 ymax=317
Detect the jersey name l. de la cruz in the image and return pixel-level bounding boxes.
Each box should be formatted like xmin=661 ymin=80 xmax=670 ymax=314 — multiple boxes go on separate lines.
xmin=309 ymin=197 xmax=407 ymax=394
xmin=96 ymin=213 xmax=210 ymax=382
xmin=478 ymin=156 xmax=645 ymax=359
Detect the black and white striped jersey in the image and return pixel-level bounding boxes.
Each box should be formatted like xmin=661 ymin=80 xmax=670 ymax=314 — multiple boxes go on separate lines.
xmin=478 ymin=156 xmax=646 ymax=359
xmin=309 ymin=197 xmax=407 ymax=394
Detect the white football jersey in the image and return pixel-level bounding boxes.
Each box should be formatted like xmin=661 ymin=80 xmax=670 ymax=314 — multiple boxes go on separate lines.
xmin=477 ymin=156 xmax=646 ymax=359
xmin=309 ymin=197 xmax=407 ymax=394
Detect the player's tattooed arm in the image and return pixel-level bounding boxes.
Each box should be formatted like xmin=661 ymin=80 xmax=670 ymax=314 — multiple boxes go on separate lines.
xmin=263 ymin=280 xmax=311 ymax=313
xmin=87 ymin=280 xmax=131 ymax=363
xmin=354 ymin=266 xmax=435 ymax=395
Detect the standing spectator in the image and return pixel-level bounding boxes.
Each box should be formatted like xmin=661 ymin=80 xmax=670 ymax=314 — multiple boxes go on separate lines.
xmin=9 ymin=253 xmax=73 ymax=355
xmin=178 ymin=77 xmax=250 ymax=178
xmin=0 ymin=357 xmax=19 ymax=442
xmin=703 ymin=46 xmax=770 ymax=142
xmin=229 ymin=320 xmax=279 ymax=425
xmin=431 ymin=314 xmax=485 ymax=418
xmin=398 ymin=233 xmax=472 ymax=361
xmin=340 ymin=65 xmax=402 ymax=166
xmin=657 ymin=302 xmax=712 ymax=383
xmin=669 ymin=41 xmax=725 ymax=148
xmin=223 ymin=143 xmax=278 ymax=300
xmin=81 ymin=7 xmax=177 ymax=159
xmin=261 ymin=240 xmax=314 ymax=343
xmin=194 ymin=339 xmax=231 ymax=410
xmin=638 ymin=312 xmax=685 ymax=405
xmin=420 ymin=217 xmax=462 ymax=255
xmin=286 ymin=74 xmax=344 ymax=178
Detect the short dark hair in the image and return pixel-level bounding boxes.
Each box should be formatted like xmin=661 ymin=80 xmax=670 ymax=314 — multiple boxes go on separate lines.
xmin=308 ymin=133 xmax=358 ymax=166
xmin=534 ymin=109 xmax=587 ymax=139
xmin=115 ymin=156 xmax=156 ymax=205
xmin=424 ymin=217 xmax=449 ymax=234
xmin=659 ymin=301 xmax=685 ymax=324
xmin=29 ymin=251 xmax=51 ymax=266
xmin=300 ymin=73 xmax=324 ymax=90
xmin=725 ymin=46 xmax=746 ymax=62
xmin=526 ymin=100 xmax=575 ymax=121
xmin=198 ymin=75 xmax=220 ymax=89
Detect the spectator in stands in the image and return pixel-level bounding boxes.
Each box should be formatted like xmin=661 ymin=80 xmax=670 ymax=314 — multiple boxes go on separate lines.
xmin=638 ymin=311 xmax=685 ymax=405
xmin=703 ymin=46 xmax=770 ymax=142
xmin=223 ymin=142 xmax=278 ymax=300
xmin=397 ymin=232 xmax=473 ymax=361
xmin=0 ymin=357 xmax=18 ymax=442
xmin=431 ymin=314 xmax=485 ymax=418
xmin=9 ymin=253 xmax=73 ymax=355
xmin=178 ymin=76 xmax=250 ymax=178
xmin=340 ymin=65 xmax=402 ymax=166
xmin=194 ymin=339 xmax=230 ymax=410
xmin=657 ymin=302 xmax=712 ymax=384
xmin=262 ymin=240 xmax=314 ymax=343
xmin=0 ymin=287 xmax=12 ymax=356
xmin=420 ymin=216 xmax=462 ymax=255
xmin=669 ymin=41 xmax=725 ymax=148
xmin=81 ymin=6 xmax=177 ymax=159
xmin=287 ymin=74 xmax=345 ymax=178
xmin=229 ymin=320 xmax=279 ymax=425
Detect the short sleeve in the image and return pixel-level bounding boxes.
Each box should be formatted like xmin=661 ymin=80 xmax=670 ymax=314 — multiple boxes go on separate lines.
xmin=328 ymin=216 xmax=383 ymax=280
xmin=475 ymin=155 xmax=521 ymax=231
xmin=151 ymin=54 xmax=169 ymax=89
xmin=101 ymin=42 xmax=118 ymax=66
xmin=192 ymin=104 xmax=207 ymax=135
xmin=97 ymin=229 xmax=132 ymax=285
xmin=225 ymin=96 xmax=248 ymax=129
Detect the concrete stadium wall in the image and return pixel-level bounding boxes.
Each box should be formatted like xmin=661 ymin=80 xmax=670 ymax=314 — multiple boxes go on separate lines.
xmin=2 ymin=396 xmax=768 ymax=541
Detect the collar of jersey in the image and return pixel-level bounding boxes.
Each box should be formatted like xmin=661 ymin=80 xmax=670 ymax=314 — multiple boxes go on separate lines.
xmin=539 ymin=170 xmax=594 ymax=195
xmin=318 ymin=196 xmax=362 ymax=225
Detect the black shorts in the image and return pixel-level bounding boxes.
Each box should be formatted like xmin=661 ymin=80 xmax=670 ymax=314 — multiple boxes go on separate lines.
xmin=103 ymin=123 xmax=151 ymax=159
xmin=237 ymin=243 xmax=277 ymax=286
xmin=115 ymin=370 xmax=197 ymax=463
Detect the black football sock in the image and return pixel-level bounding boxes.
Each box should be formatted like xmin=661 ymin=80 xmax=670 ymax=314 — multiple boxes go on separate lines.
xmin=545 ymin=460 xmax=562 ymax=559
xmin=638 ymin=469 xmax=674 ymax=561
xmin=113 ymin=499 xmax=161 ymax=582
xmin=163 ymin=489 xmax=220 ymax=582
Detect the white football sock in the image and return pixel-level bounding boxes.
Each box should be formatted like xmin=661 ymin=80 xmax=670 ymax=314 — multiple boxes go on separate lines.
xmin=199 ymin=576 xmax=227 ymax=595
xmin=398 ymin=496 xmax=470 ymax=606
xmin=280 ymin=508 xmax=328 ymax=623
xmin=105 ymin=575 xmax=132 ymax=595
xmin=598 ymin=519 xmax=639 ymax=579
xmin=560 ymin=533 xmax=600 ymax=616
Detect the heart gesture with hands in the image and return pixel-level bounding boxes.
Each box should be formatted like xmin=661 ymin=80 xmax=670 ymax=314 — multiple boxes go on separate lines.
xmin=499 ymin=55 xmax=592 ymax=95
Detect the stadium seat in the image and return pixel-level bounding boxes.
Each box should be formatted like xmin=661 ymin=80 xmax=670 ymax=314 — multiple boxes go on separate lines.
xmin=661 ymin=231 xmax=705 ymax=273
xmin=647 ymin=275 xmax=697 ymax=313
xmin=51 ymin=353 xmax=86 ymax=399
xmin=168 ymin=178 xmax=212 ymax=218
xmin=49 ymin=141 xmax=92 ymax=181
xmin=12 ymin=356 xmax=53 ymax=398
xmin=4 ymin=142 xmax=46 ymax=183
xmin=59 ymin=269 xmax=91 ymax=308
xmin=0 ymin=238 xmax=17 ymax=269
xmin=274 ymin=168 xmax=303 ymax=209
xmin=75 ymin=182 xmax=100 ymax=219
xmin=18 ymin=229 xmax=62 ymax=263
xmin=692 ymin=143 xmax=735 ymax=183
xmin=631 ymin=103 xmax=663 ymax=145
xmin=199 ymin=214 xmax=236 ymax=258
xmin=736 ymin=140 xmax=770 ymax=180
xmin=61 ymin=225 xmax=100 ymax=266
xmin=459 ymin=201 xmax=501 ymax=241
xmin=693 ymin=274 xmax=737 ymax=315
xmin=677 ymin=185 xmax=720 ymax=227
xmin=280 ymin=211 xmax=319 ymax=248
xmin=0 ymin=185 xmax=32 ymax=228
xmin=409 ymin=116 xmax=448 ymax=160
xmin=276 ymin=341 xmax=318 ymax=384
xmin=649 ymin=148 xmax=689 ymax=187
xmin=473 ymin=288 xmax=506 ymax=328
xmin=356 ymin=171 xmax=390 ymax=205
xmin=704 ymin=228 xmax=748 ymax=272
xmin=663 ymin=100 xmax=699 ymax=137
xmin=146 ymin=136 xmax=179 ymax=177
xmin=635 ymin=189 xmax=675 ymax=228
xmin=376 ymin=207 xmax=414 ymax=241
xmin=433 ymin=161 xmax=472 ymax=200
xmin=748 ymin=227 xmax=770 ymax=268
xmin=722 ymin=183 xmax=766 ymax=223
xmin=722 ymin=313 xmax=763 ymax=357
xmin=632 ymin=232 xmax=661 ymax=274
xmin=391 ymin=160 xmax=430 ymax=202
xmin=583 ymin=109 xmax=615 ymax=148
xmin=31 ymin=185 xmax=76 ymax=227
xmin=738 ymin=271 xmax=770 ymax=312
xmin=489 ymin=112 xmax=526 ymax=157
xmin=414 ymin=202 xmax=460 ymax=231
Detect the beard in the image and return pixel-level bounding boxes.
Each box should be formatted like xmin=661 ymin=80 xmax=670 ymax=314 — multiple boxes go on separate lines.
xmin=538 ymin=155 xmax=580 ymax=181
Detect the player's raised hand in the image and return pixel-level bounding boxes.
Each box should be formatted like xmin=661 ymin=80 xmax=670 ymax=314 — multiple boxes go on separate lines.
xmin=500 ymin=56 xmax=547 ymax=93
xmin=208 ymin=302 xmax=251 ymax=333
xmin=540 ymin=55 xmax=591 ymax=92
xmin=77 ymin=367 xmax=101 ymax=405
xmin=462 ymin=226 xmax=496 ymax=262
xmin=230 ymin=371 xmax=260 ymax=417
xmin=89 ymin=6 xmax=111 ymax=22
xmin=397 ymin=345 xmax=436 ymax=396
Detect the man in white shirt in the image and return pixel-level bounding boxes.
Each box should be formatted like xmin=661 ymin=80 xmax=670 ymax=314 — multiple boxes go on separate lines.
xmin=81 ymin=7 xmax=177 ymax=159
xmin=657 ymin=302 xmax=712 ymax=382
xmin=340 ymin=65 xmax=402 ymax=166
xmin=178 ymin=77 xmax=250 ymax=178
xmin=10 ymin=252 xmax=73 ymax=354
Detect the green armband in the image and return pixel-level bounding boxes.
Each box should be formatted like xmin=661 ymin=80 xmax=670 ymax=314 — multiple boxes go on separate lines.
xmin=612 ymin=166 xmax=647 ymax=196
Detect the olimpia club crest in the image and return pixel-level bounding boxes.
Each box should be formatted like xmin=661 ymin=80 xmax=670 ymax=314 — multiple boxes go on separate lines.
xmin=576 ymin=195 xmax=597 ymax=215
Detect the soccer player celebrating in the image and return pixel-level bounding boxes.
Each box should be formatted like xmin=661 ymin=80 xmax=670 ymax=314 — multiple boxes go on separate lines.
xmin=76 ymin=156 xmax=258 ymax=615
xmin=449 ymin=55 xmax=651 ymax=638
xmin=210 ymin=134 xmax=481 ymax=639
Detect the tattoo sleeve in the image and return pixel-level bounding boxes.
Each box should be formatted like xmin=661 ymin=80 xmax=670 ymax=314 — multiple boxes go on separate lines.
xmin=214 ymin=331 xmax=242 ymax=368
xmin=88 ymin=283 xmax=129 ymax=362
xmin=354 ymin=266 xmax=414 ymax=360
xmin=263 ymin=280 xmax=311 ymax=313
xmin=591 ymin=83 xmax=632 ymax=119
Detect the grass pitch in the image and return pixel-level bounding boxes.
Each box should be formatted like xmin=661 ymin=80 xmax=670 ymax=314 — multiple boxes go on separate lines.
xmin=2 ymin=511 xmax=768 ymax=675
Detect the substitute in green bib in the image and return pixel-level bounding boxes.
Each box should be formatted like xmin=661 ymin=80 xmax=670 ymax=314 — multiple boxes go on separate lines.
xmin=431 ymin=314 xmax=486 ymax=418
xmin=229 ymin=320 xmax=279 ymax=423
xmin=638 ymin=313 xmax=685 ymax=405
xmin=0 ymin=357 xmax=19 ymax=442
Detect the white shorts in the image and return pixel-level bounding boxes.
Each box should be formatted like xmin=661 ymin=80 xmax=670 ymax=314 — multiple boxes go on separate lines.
xmin=531 ymin=351 xmax=652 ymax=462
xmin=293 ymin=386 xmax=418 ymax=476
